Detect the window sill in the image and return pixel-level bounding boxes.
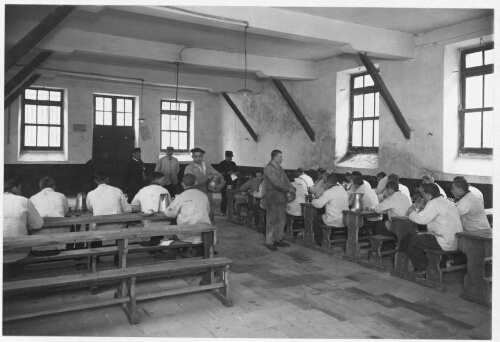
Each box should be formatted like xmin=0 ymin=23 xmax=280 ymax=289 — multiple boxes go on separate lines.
xmin=157 ymin=152 xmax=193 ymax=163
xmin=18 ymin=150 xmax=67 ymax=162
xmin=336 ymin=150 xmax=379 ymax=169
xmin=443 ymin=153 xmax=493 ymax=176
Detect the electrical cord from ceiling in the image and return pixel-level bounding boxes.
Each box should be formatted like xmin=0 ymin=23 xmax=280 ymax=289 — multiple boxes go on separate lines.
xmin=164 ymin=6 xmax=248 ymax=27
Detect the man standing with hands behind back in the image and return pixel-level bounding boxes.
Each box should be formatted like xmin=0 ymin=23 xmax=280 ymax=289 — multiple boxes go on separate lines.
xmin=155 ymin=146 xmax=180 ymax=198
xmin=219 ymin=151 xmax=239 ymax=216
xmin=264 ymin=149 xmax=295 ymax=251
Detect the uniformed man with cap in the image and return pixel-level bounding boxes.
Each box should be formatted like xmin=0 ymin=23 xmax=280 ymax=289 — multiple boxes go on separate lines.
xmin=123 ymin=147 xmax=145 ymax=203
xmin=154 ymin=146 xmax=180 ymax=198
xmin=219 ymin=151 xmax=239 ymax=215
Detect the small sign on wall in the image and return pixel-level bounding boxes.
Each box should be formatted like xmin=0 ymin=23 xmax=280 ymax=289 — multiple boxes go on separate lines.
xmin=73 ymin=124 xmax=87 ymax=132
xmin=140 ymin=125 xmax=152 ymax=141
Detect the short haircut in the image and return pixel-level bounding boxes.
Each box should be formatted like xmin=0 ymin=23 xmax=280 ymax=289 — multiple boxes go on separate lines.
xmin=388 ymin=173 xmax=399 ymax=182
xmin=190 ymin=147 xmax=205 ymax=154
xmin=255 ymin=170 xmax=263 ymax=176
xmin=39 ymin=176 xmax=56 ymax=190
xmin=297 ymin=167 xmax=304 ymax=174
xmin=149 ymin=172 xmax=164 ymax=183
xmin=326 ymin=174 xmax=338 ymax=185
xmin=453 ymin=179 xmax=469 ymax=192
xmin=377 ymin=172 xmax=386 ymax=178
xmin=352 ymin=176 xmax=364 ymax=186
xmin=4 ymin=176 xmax=21 ymax=193
xmin=94 ymin=169 xmax=108 ymax=183
xmin=344 ymin=171 xmax=352 ymax=176
xmin=385 ymin=180 xmax=400 ymax=192
xmin=287 ymin=173 xmax=295 ymax=182
xmin=453 ymin=175 xmax=467 ymax=182
xmin=182 ymin=173 xmax=196 ymax=187
xmin=271 ymin=149 xmax=282 ymax=159
xmin=351 ymin=171 xmax=362 ymax=177
xmin=422 ymin=175 xmax=434 ymax=183
xmin=421 ymin=183 xmax=440 ymax=197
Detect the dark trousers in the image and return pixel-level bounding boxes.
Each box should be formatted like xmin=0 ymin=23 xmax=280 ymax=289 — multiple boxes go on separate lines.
xmin=165 ymin=184 xmax=177 ymax=198
xmin=220 ymin=186 xmax=236 ymax=214
xmin=375 ymin=220 xmax=397 ymax=239
xmin=399 ymin=233 xmax=441 ymax=271
xmin=312 ymin=215 xmax=327 ymax=246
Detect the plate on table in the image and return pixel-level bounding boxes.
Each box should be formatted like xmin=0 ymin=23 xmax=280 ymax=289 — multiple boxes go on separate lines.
xmin=138 ymin=211 xmax=155 ymax=217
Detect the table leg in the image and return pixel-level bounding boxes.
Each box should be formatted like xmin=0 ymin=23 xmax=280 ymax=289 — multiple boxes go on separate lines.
xmin=459 ymin=239 xmax=492 ymax=307
xmin=302 ymin=206 xmax=316 ymax=246
xmin=344 ymin=214 xmax=363 ymax=260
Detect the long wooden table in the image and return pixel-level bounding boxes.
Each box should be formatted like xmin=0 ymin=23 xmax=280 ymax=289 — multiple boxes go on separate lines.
xmin=41 ymin=212 xmax=170 ymax=229
xmin=457 ymin=229 xmax=492 ymax=307
xmin=342 ymin=210 xmax=381 ymax=264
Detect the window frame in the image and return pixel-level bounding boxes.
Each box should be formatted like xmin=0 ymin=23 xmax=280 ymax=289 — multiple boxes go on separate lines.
xmin=459 ymin=43 xmax=494 ymax=155
xmin=20 ymin=87 xmax=64 ymax=151
xmin=93 ymin=94 xmax=135 ymax=127
xmin=160 ymin=100 xmax=191 ymax=153
xmin=348 ymin=71 xmax=380 ymax=153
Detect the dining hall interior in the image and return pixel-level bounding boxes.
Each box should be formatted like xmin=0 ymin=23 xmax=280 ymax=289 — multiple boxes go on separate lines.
xmin=2 ymin=1 xmax=498 ymax=339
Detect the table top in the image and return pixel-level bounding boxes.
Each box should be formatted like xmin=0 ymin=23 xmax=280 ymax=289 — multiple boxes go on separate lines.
xmin=457 ymin=229 xmax=492 ymax=241
xmin=43 ymin=212 xmax=170 ymax=228
xmin=342 ymin=210 xmax=380 ymax=218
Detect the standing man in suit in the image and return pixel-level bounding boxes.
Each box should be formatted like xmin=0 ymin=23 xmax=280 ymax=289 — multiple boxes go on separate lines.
xmin=123 ymin=147 xmax=145 ymax=203
xmin=155 ymin=146 xmax=180 ymax=198
xmin=219 ymin=151 xmax=239 ymax=216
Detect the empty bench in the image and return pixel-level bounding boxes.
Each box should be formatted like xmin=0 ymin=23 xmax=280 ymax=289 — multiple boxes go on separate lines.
xmin=423 ymin=249 xmax=467 ymax=291
xmin=368 ymin=235 xmax=397 ymax=271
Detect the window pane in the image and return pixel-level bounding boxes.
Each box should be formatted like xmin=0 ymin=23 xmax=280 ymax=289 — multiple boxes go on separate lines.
xmin=179 ymin=115 xmax=187 ymax=131
xmin=96 ymin=111 xmax=103 ymax=125
xmin=50 ymin=91 xmax=61 ymax=102
xmin=463 ymin=112 xmax=482 ymax=148
xmin=484 ymin=49 xmax=494 ymax=65
xmin=24 ymin=125 xmax=37 ymax=146
xmin=161 ymin=132 xmax=170 ymax=150
xmin=179 ymin=103 xmax=188 ymax=111
xmin=50 ymin=107 xmax=61 ymax=124
xmin=374 ymin=93 xmax=380 ymax=117
xmin=25 ymin=105 xmax=37 ymax=123
xmin=483 ymin=111 xmax=493 ymax=148
xmin=38 ymin=106 xmax=49 ymax=124
xmin=162 ymin=102 xmax=170 ymax=110
xmin=38 ymin=90 xmax=49 ymax=101
xmin=373 ymin=119 xmax=379 ymax=147
xmin=364 ymin=93 xmax=374 ymax=117
xmin=353 ymin=76 xmax=363 ymax=89
xmin=362 ymin=120 xmax=374 ymax=147
xmin=364 ymin=74 xmax=374 ymax=87
xmin=25 ymin=89 xmax=37 ymax=100
xmin=179 ymin=133 xmax=188 ymax=150
xmin=465 ymin=51 xmax=482 ymax=68
xmin=353 ymin=95 xmax=363 ymax=118
xmin=352 ymin=121 xmax=362 ymax=147
xmin=171 ymin=102 xmax=180 ymax=111
xmin=484 ymin=73 xmax=494 ymax=108
xmin=96 ymin=97 xmax=103 ymax=110
xmin=162 ymin=115 xmax=170 ymax=130
xmin=170 ymin=132 xmax=179 ymax=149
xmin=125 ymin=99 xmax=133 ymax=112
xmin=37 ymin=126 xmax=49 ymax=146
xmin=125 ymin=113 xmax=133 ymax=126
xmin=465 ymin=76 xmax=483 ymax=109
xmin=104 ymin=111 xmax=112 ymax=125
xmin=117 ymin=99 xmax=124 ymax=112
xmin=104 ymin=98 xmax=112 ymax=111
xmin=49 ymin=127 xmax=61 ymax=147
xmin=116 ymin=112 xmax=124 ymax=126
xmin=171 ymin=115 xmax=179 ymax=131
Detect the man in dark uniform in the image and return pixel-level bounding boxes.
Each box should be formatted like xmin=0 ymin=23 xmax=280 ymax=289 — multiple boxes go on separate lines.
xmin=219 ymin=151 xmax=239 ymax=215
xmin=123 ymin=147 xmax=145 ymax=203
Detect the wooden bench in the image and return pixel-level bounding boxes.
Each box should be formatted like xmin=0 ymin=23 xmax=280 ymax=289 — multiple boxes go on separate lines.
xmin=318 ymin=224 xmax=347 ymax=251
xmin=3 ymin=257 xmax=233 ymax=324
xmin=423 ymin=249 xmax=467 ymax=291
xmin=368 ymin=235 xmax=397 ymax=271
xmin=285 ymin=214 xmax=304 ymax=240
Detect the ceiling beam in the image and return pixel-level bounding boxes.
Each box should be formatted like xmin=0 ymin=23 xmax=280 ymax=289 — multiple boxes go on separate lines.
xmin=221 ymin=93 xmax=258 ymax=142
xmin=272 ymin=78 xmax=315 ymax=142
xmin=358 ymin=52 xmax=411 ymax=139
xmin=111 ymin=6 xmax=415 ymax=60
xmin=5 ymin=74 xmax=41 ymax=108
xmin=5 ymin=6 xmax=75 ymax=71
xmin=5 ymin=51 xmax=52 ymax=96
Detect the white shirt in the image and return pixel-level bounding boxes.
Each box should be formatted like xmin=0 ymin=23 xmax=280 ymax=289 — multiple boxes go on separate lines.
xmin=299 ymin=174 xmax=314 ymax=189
xmin=164 ymin=188 xmax=211 ymax=244
xmin=312 ymin=185 xmax=349 ymax=227
xmin=455 ymin=192 xmax=490 ymax=231
xmin=252 ymin=181 xmax=267 ymax=210
xmin=409 ymin=197 xmax=463 ymax=251
xmin=468 ymin=186 xmax=484 ymax=205
xmin=375 ymin=176 xmax=388 ymax=195
xmin=30 ymin=188 xmax=69 ymax=218
xmin=374 ymin=191 xmax=412 ymax=230
xmin=3 ymin=192 xmax=44 ymax=262
xmin=347 ymin=180 xmax=371 ymax=196
xmin=286 ymin=179 xmax=307 ymax=216
xmin=86 ymin=184 xmax=132 ymax=230
xmin=353 ymin=184 xmax=379 ymax=209
xmin=154 ymin=156 xmax=180 ymax=186
xmin=310 ymin=179 xmax=327 ymax=197
xmin=131 ymin=184 xmax=171 ymax=212
xmin=294 ymin=177 xmax=308 ymax=194
xmin=379 ymin=183 xmax=411 ymax=203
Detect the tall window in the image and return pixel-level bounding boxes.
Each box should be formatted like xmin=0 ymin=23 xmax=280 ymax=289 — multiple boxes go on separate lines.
xmin=160 ymin=100 xmax=190 ymax=152
xmin=349 ymin=72 xmax=379 ymax=151
xmin=460 ymin=44 xmax=494 ymax=153
xmin=94 ymin=95 xmax=134 ymax=126
xmin=21 ymin=87 xmax=64 ymax=150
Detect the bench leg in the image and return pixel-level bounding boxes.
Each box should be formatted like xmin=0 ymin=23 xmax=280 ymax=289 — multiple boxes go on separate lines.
xmin=209 ymin=265 xmax=233 ymax=307
xmin=122 ymin=276 xmax=139 ymax=325
xmin=426 ymin=253 xmax=443 ymax=283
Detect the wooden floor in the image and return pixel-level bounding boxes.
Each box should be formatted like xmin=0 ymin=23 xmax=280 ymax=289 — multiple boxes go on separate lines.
xmin=2 ymin=202 xmax=494 ymax=339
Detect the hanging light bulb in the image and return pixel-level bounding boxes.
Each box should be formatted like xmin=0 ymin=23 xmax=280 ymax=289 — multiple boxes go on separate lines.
xmin=238 ymin=25 xmax=253 ymax=97
xmin=138 ymin=80 xmax=146 ymax=123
